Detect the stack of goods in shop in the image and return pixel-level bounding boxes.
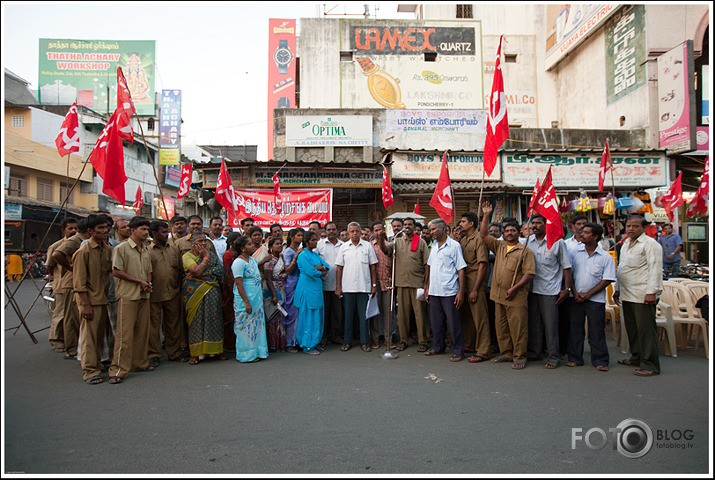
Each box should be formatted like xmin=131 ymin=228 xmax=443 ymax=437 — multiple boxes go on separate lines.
xmin=576 ymin=190 xmax=594 ymax=212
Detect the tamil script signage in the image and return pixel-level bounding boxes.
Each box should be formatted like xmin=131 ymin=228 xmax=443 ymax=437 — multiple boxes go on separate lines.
xmin=605 ymin=5 xmax=646 ymax=105
xmin=658 ymin=41 xmax=697 ymax=153
xmin=386 ymin=110 xmax=486 ymax=134
xmin=252 ymin=167 xmax=381 ymax=187
xmin=502 ymin=152 xmax=668 ymax=188
xmin=285 ymin=115 xmax=372 ymax=146
xmin=391 ymin=152 xmax=501 ymax=181
xmin=164 ymin=165 xmax=181 ymax=188
xmin=231 ymin=188 xmax=333 ymax=229
xmin=38 ymin=39 xmax=155 ymax=115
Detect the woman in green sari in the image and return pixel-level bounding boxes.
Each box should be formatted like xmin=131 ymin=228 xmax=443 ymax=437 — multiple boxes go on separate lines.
xmin=182 ymin=233 xmax=226 ymax=364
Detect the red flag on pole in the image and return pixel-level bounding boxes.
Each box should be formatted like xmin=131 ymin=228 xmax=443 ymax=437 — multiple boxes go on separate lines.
xmin=55 ymin=102 xmax=80 ymax=157
xmin=414 ymin=199 xmax=420 ymax=215
xmin=687 ymin=156 xmax=709 ymax=217
xmin=273 ymin=172 xmax=282 ymax=213
xmin=598 ymin=139 xmax=612 ymax=192
xmin=116 ymin=67 xmax=135 ymax=142
xmin=133 ymin=185 xmax=144 ymax=215
xmin=89 ymin=109 xmax=127 ymax=205
xmin=178 ymin=164 xmax=192 ymax=199
xmin=526 ymin=177 xmax=541 ymax=217
xmin=429 ymin=152 xmax=453 ymax=224
xmin=483 ymin=36 xmax=510 ymax=177
xmin=661 ymin=172 xmax=684 ymax=222
xmin=215 ymin=158 xmax=238 ymax=218
xmin=532 ymin=166 xmax=564 ymax=249
xmin=382 ymin=165 xmax=394 ymax=208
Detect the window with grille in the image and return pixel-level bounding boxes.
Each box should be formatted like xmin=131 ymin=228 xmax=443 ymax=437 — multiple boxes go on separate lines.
xmin=60 ymin=182 xmax=74 ymax=205
xmin=456 ymin=4 xmax=473 ymax=19
xmin=11 ymin=115 xmax=25 ymax=128
xmin=37 ymin=177 xmax=54 ymax=202
xmin=9 ymin=174 xmax=27 ymax=197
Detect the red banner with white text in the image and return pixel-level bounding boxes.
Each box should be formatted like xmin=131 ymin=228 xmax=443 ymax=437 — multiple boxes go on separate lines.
xmin=230 ymin=188 xmax=333 ymax=229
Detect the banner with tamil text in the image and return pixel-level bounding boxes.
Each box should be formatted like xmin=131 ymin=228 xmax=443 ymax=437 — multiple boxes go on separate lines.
xmin=231 ymin=188 xmax=333 ymax=229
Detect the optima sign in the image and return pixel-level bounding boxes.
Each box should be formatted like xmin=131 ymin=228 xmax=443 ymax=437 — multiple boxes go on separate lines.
xmin=285 ymin=115 xmax=373 ymax=146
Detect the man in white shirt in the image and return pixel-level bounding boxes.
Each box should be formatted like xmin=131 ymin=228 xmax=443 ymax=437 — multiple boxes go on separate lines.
xmin=208 ymin=216 xmax=227 ymax=259
xmin=424 ymin=218 xmax=467 ymax=362
xmin=316 ymin=221 xmax=344 ymax=346
xmin=614 ymin=215 xmax=663 ymax=376
xmin=566 ymin=223 xmax=616 ymax=371
xmin=526 ymin=214 xmax=573 ymax=369
xmin=335 ymin=222 xmax=378 ymax=352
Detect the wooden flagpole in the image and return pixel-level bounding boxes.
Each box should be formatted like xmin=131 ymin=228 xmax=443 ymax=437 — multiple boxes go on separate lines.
xmin=136 ymin=121 xmax=170 ymax=220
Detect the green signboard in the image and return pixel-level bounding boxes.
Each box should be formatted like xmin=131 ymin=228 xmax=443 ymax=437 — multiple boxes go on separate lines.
xmin=38 ymin=38 xmax=156 ymax=115
xmin=605 ymin=5 xmax=646 ymax=105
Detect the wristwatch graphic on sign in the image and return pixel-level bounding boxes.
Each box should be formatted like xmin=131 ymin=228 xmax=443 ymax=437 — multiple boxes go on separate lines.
xmin=274 ymin=40 xmax=294 ymax=75
xmin=277 ymin=97 xmax=291 ymax=108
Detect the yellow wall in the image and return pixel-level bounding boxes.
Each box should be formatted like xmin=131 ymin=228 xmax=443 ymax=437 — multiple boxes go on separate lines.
xmin=5 ymin=166 xmax=98 ymax=211
xmin=4 ymin=108 xmax=32 ymax=140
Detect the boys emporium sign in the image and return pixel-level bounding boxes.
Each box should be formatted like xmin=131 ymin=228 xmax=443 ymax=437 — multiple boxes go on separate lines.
xmin=391 ymin=152 xmax=501 ymax=181
xmin=502 ymin=152 xmax=668 ymax=187
xmin=231 ymin=188 xmax=333 ymax=229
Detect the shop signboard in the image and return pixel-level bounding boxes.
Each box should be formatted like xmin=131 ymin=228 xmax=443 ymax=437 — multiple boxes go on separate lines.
xmin=231 ymin=188 xmax=333 ymax=229
xmin=341 ymin=20 xmax=483 ymax=109
xmin=160 ymin=90 xmax=181 ymax=148
xmin=391 ymin=152 xmax=501 ymax=181
xmin=267 ymin=19 xmax=297 ymax=159
xmin=164 ymin=165 xmax=182 ymax=187
xmin=545 ymin=4 xmax=618 ymax=70
xmin=4 ymin=204 xmax=23 ymax=220
xmin=502 ymin=152 xmax=668 ymax=188
xmin=155 ymin=196 xmax=175 ymax=220
xmin=38 ymin=39 xmax=155 ymax=115
xmin=386 ymin=109 xmax=485 ymax=134
xmin=159 ymin=148 xmax=180 ymax=165
xmin=658 ymin=40 xmax=697 ymax=152
xmin=605 ymin=5 xmax=646 ymax=105
xmin=285 ymin=115 xmax=372 ymax=146
xmin=252 ymin=166 xmax=381 ymax=187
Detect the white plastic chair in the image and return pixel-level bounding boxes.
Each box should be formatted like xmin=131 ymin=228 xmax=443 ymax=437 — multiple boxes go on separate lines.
xmin=660 ymin=283 xmax=709 ymax=358
xmin=619 ymin=300 xmax=677 ymax=357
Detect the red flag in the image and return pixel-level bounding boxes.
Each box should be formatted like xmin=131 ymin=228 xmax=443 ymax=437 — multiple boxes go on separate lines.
xmin=89 ymin=109 xmax=127 ymax=205
xmin=483 ymin=36 xmax=509 ymax=177
xmin=116 ymin=67 xmax=135 ymax=142
xmin=414 ymin=199 xmax=420 ymax=215
xmin=687 ymin=156 xmax=709 ymax=217
xmin=215 ymin=158 xmax=238 ymax=217
xmin=661 ymin=172 xmax=684 ymax=222
xmin=133 ymin=185 xmax=144 ymax=215
xmin=429 ymin=152 xmax=453 ymax=224
xmin=526 ymin=177 xmax=541 ymax=217
xmin=273 ymin=172 xmax=282 ymax=213
xmin=382 ymin=165 xmax=394 ymax=208
xmin=532 ymin=166 xmax=564 ymax=249
xmin=55 ymin=102 xmax=80 ymax=157
xmin=178 ymin=164 xmax=192 ymax=199
xmin=598 ymin=139 xmax=613 ymax=192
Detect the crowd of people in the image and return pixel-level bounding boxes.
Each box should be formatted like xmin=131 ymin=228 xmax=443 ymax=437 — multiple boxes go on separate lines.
xmin=42 ymin=206 xmax=669 ymax=385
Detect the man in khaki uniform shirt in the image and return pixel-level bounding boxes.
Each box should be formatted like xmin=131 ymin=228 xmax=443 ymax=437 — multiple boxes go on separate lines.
xmin=480 ymin=202 xmax=535 ymax=369
xmin=108 ymin=216 xmax=154 ymax=383
xmin=174 ymin=215 xmax=217 ymax=256
xmin=52 ymin=219 xmax=90 ymax=359
xmin=385 ymin=217 xmax=430 ymax=352
xmin=45 ymin=218 xmax=79 ymax=352
xmin=459 ymin=212 xmax=491 ymax=362
xmin=148 ymin=220 xmax=188 ymax=364
xmin=72 ymin=214 xmax=112 ymax=384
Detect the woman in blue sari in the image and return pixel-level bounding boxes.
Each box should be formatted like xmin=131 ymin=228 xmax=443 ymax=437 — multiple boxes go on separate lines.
xmin=295 ymin=231 xmax=330 ymax=355
xmin=232 ymin=236 xmax=268 ymax=363
xmin=282 ymin=228 xmax=304 ymax=353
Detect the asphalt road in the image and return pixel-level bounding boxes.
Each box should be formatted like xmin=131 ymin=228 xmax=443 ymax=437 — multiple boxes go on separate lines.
xmin=2 ymin=280 xmax=711 ymax=475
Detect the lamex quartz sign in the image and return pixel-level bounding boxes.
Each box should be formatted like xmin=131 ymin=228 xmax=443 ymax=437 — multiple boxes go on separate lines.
xmin=285 ymin=115 xmax=372 ymax=146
